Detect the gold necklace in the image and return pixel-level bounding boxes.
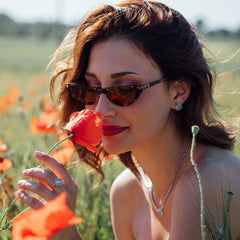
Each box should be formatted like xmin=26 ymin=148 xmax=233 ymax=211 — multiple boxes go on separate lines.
xmin=149 ymin=141 xmax=191 ymax=215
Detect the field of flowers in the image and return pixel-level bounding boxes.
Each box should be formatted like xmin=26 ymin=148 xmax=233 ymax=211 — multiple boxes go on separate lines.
xmin=0 ymin=36 xmax=239 ymax=239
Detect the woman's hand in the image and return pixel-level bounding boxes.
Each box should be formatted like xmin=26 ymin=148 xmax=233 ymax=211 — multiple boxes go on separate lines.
xmin=17 ymin=151 xmax=78 ymax=211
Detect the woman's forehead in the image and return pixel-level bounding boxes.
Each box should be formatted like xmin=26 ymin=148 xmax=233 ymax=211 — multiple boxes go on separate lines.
xmin=86 ymin=38 xmax=161 ymax=77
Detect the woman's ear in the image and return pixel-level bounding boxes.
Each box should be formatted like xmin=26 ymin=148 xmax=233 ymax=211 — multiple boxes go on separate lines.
xmin=170 ymin=80 xmax=191 ymax=110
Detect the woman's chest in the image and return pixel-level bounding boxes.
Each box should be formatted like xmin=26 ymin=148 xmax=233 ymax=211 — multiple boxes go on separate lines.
xmin=131 ymin=198 xmax=171 ymax=240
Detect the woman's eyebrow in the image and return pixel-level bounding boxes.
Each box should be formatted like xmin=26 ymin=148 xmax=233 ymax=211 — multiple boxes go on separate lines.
xmin=85 ymin=71 xmax=139 ymax=79
xmin=111 ymin=71 xmax=139 ymax=78
xmin=85 ymin=72 xmax=97 ymax=78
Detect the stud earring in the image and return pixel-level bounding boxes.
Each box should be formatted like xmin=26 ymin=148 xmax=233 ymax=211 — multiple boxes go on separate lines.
xmin=174 ymin=103 xmax=183 ymax=111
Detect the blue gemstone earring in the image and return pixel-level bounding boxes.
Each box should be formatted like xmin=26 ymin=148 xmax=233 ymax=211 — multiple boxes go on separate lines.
xmin=175 ymin=103 xmax=183 ymax=111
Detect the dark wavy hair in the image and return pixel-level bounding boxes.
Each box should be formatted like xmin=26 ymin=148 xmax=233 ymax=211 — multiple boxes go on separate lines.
xmin=50 ymin=0 xmax=236 ymax=181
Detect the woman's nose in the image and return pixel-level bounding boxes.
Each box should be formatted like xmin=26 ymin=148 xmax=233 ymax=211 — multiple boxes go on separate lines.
xmin=94 ymin=94 xmax=117 ymax=119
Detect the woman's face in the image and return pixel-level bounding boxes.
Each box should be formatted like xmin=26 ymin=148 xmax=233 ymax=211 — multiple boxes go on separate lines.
xmin=85 ymin=38 xmax=175 ymax=154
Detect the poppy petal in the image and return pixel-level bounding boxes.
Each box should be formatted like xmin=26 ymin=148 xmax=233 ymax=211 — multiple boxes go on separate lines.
xmin=64 ymin=109 xmax=102 ymax=152
xmin=12 ymin=193 xmax=83 ymax=239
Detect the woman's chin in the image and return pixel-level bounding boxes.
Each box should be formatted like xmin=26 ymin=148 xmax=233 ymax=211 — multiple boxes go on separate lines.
xmin=102 ymin=138 xmax=128 ymax=155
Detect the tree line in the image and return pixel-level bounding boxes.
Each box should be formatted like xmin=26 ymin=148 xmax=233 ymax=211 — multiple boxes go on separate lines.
xmin=195 ymin=19 xmax=240 ymax=40
xmin=0 ymin=14 xmax=69 ymax=40
xmin=0 ymin=13 xmax=240 ymax=40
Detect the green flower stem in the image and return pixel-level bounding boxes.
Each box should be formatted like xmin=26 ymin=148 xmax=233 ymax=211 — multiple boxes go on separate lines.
xmin=0 ymin=194 xmax=18 ymax=227
xmin=224 ymin=191 xmax=233 ymax=240
xmin=0 ymin=133 xmax=74 ymax=228
xmin=10 ymin=205 xmax=31 ymax=223
xmin=47 ymin=133 xmax=74 ymax=155
xmin=190 ymin=125 xmax=206 ymax=240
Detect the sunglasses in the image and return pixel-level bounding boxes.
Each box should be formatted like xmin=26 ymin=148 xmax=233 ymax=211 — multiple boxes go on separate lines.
xmin=66 ymin=77 xmax=168 ymax=106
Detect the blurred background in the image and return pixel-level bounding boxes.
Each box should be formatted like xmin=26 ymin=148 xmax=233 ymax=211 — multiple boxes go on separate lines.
xmin=0 ymin=0 xmax=239 ymax=117
xmin=0 ymin=1 xmax=239 ymax=239
xmin=1 ymin=0 xmax=240 ymax=30
xmin=0 ymin=0 xmax=239 ymax=85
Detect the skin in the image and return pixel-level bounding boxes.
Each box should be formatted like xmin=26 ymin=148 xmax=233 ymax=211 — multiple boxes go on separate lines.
xmin=18 ymin=38 xmax=240 ymax=239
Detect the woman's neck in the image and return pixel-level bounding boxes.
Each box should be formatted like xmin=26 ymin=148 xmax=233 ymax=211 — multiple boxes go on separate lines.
xmin=132 ymin=128 xmax=190 ymax=198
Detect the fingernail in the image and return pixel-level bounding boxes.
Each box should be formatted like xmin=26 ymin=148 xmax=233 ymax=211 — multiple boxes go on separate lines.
xmin=22 ymin=169 xmax=29 ymax=175
xmin=18 ymin=180 xmax=26 ymax=187
xmin=35 ymin=151 xmax=45 ymax=157
xmin=17 ymin=190 xmax=25 ymax=199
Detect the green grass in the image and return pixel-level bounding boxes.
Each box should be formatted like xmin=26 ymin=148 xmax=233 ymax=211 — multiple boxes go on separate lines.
xmin=0 ymin=36 xmax=239 ymax=239
xmin=0 ymin=37 xmax=57 ymax=74
xmin=206 ymin=38 xmax=240 ymax=154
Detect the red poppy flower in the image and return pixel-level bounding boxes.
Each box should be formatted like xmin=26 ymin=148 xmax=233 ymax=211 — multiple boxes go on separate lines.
xmin=0 ymin=85 xmax=21 ymax=114
xmin=0 ymin=157 xmax=13 ymax=172
xmin=0 ymin=96 xmax=9 ymax=114
xmin=51 ymin=147 xmax=75 ymax=165
xmin=64 ymin=109 xmax=102 ymax=152
xmin=9 ymin=85 xmax=21 ymax=104
xmin=12 ymin=192 xmax=83 ymax=240
xmin=30 ymin=106 xmax=58 ymax=135
xmin=2 ymin=85 xmax=20 ymax=105
xmin=0 ymin=140 xmax=7 ymax=153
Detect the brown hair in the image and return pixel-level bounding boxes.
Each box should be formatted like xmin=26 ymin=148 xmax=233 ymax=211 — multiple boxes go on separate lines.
xmin=50 ymin=0 xmax=236 ymax=180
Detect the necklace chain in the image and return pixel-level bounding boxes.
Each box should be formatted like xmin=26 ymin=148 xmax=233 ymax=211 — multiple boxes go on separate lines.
xmin=149 ymin=140 xmax=191 ymax=215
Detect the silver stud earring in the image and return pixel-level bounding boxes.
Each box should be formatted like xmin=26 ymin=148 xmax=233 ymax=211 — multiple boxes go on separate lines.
xmin=174 ymin=103 xmax=183 ymax=111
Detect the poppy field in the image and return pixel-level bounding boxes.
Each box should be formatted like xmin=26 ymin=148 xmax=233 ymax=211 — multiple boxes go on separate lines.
xmin=0 ymin=36 xmax=240 ymax=239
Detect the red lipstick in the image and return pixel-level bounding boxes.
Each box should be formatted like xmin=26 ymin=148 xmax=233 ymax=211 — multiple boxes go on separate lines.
xmin=102 ymin=125 xmax=128 ymax=137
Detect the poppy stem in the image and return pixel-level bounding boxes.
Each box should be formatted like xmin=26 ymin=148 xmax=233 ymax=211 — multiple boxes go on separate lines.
xmin=0 ymin=194 xmax=19 ymax=227
xmin=47 ymin=133 xmax=74 ymax=155
xmin=9 ymin=206 xmax=30 ymax=223
xmin=190 ymin=125 xmax=206 ymax=240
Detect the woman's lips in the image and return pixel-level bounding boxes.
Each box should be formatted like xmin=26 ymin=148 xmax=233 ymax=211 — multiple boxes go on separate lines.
xmin=102 ymin=125 xmax=129 ymax=136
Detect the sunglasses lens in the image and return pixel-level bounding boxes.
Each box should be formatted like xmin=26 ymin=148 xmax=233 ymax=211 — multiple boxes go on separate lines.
xmin=108 ymin=86 xmax=139 ymax=106
xmin=67 ymin=83 xmax=141 ymax=106
xmin=68 ymin=83 xmax=97 ymax=105
xmin=67 ymin=83 xmax=85 ymax=101
xmin=84 ymin=88 xmax=99 ymax=105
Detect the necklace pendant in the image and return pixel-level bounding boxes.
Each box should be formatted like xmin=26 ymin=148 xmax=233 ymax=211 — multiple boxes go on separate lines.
xmin=157 ymin=208 xmax=163 ymax=215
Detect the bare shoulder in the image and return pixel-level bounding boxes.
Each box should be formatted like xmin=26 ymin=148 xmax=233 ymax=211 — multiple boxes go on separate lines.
xmin=110 ymin=168 xmax=144 ymax=213
xmin=170 ymin=145 xmax=240 ymax=239
xmin=177 ymin=145 xmax=240 ymax=194
xmin=199 ymin=146 xmax=240 ymax=238
xmin=195 ymin=146 xmax=240 ymax=196
xmin=110 ymin=168 xmax=143 ymax=240
xmin=111 ymin=169 xmax=141 ymax=198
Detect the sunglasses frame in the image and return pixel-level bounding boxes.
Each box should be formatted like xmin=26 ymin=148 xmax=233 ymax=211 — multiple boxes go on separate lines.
xmin=66 ymin=77 xmax=169 ymax=106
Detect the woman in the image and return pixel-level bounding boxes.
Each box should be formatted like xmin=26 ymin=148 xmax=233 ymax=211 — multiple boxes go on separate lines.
xmin=17 ymin=1 xmax=240 ymax=239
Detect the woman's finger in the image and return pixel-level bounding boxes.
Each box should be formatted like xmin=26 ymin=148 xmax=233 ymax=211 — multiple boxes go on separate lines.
xmin=18 ymin=179 xmax=56 ymax=201
xmin=22 ymin=167 xmax=62 ymax=190
xmin=33 ymin=151 xmax=78 ymax=210
xmin=17 ymin=190 xmax=43 ymax=210
xmin=34 ymin=151 xmax=74 ymax=185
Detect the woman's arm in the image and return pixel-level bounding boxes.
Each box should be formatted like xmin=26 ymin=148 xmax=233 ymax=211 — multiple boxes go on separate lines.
xmin=110 ymin=169 xmax=137 ymax=240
